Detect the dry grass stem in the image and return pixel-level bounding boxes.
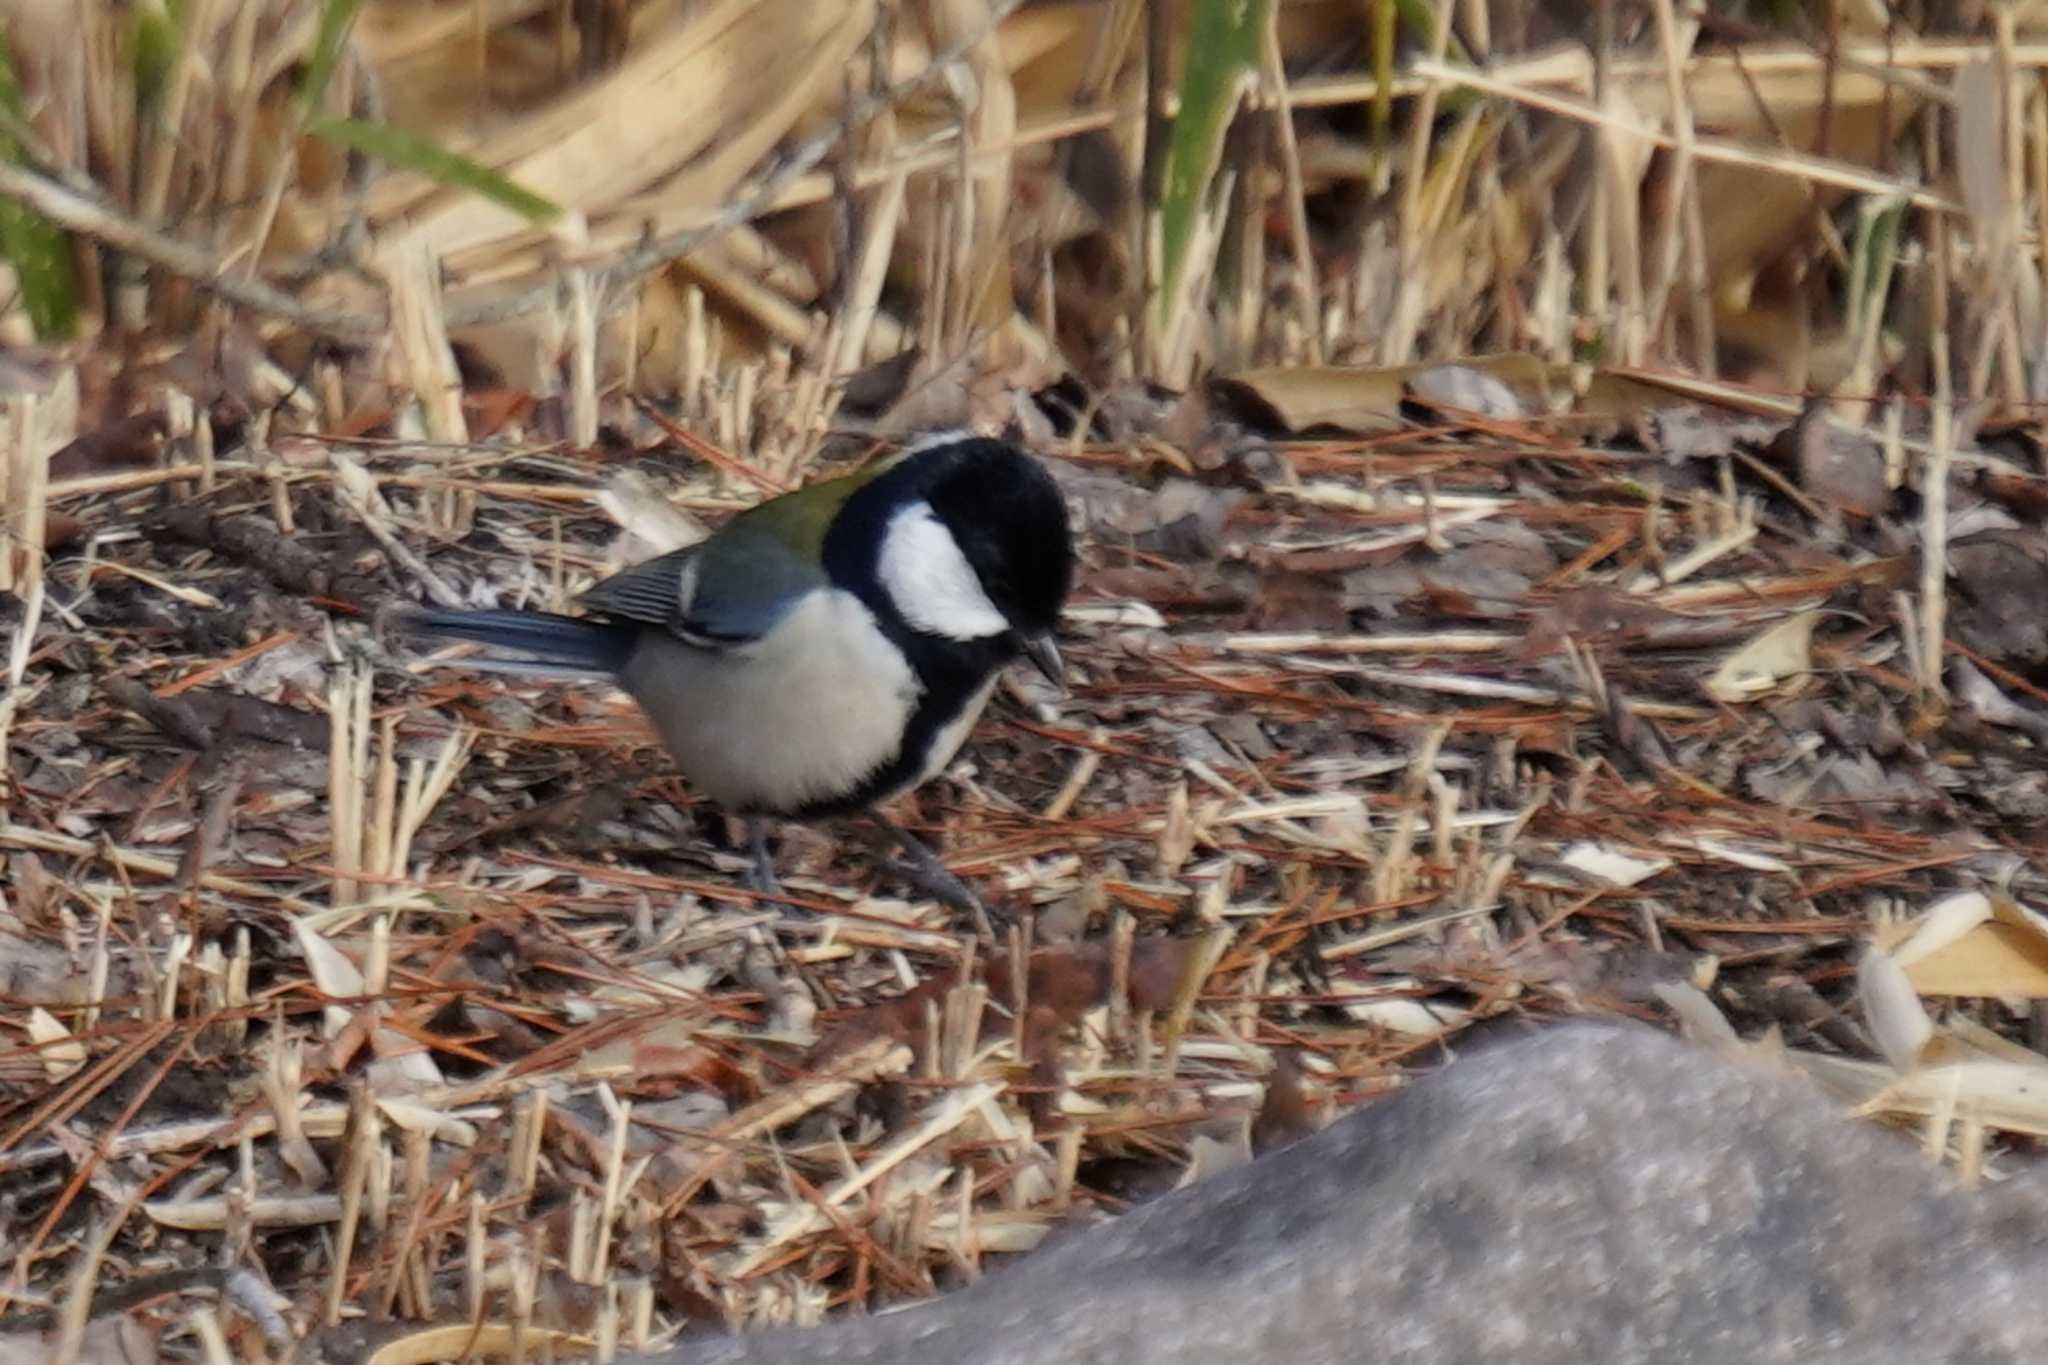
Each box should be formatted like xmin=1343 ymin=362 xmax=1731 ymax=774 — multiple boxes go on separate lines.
xmin=5 ymin=5 xmax=2048 ymax=1356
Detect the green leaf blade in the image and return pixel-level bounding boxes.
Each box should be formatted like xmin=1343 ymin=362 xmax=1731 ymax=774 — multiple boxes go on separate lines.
xmin=310 ymin=115 xmax=561 ymax=225
xmin=1157 ymin=0 xmax=1270 ymax=311
xmin=0 ymin=41 xmax=77 ymax=338
xmin=298 ymin=0 xmax=365 ymax=117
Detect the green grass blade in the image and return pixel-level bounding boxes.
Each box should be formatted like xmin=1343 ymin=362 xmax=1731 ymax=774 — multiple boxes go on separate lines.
xmin=0 ymin=43 xmax=77 ymax=339
xmin=129 ymin=0 xmax=180 ymax=108
xmin=1391 ymin=0 xmax=1470 ymax=65
xmin=297 ymin=0 xmax=364 ymax=117
xmin=1157 ymin=0 xmax=1269 ymax=310
xmin=310 ymin=115 xmax=560 ymax=225
xmin=1848 ymin=197 xmax=1905 ymax=337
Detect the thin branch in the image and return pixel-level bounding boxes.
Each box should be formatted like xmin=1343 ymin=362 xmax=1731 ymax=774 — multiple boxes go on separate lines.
xmin=0 ymin=160 xmax=386 ymax=339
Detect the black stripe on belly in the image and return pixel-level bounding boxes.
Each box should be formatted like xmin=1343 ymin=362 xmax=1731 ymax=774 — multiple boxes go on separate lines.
xmin=784 ymin=630 xmax=1014 ymax=820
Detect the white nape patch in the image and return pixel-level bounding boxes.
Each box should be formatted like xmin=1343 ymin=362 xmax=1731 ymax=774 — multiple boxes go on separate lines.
xmin=897 ymin=428 xmax=976 ymax=457
xmin=876 ymin=502 xmax=1009 ymax=641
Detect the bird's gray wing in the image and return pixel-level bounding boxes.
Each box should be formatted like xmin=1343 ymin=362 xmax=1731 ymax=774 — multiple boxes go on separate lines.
xmin=574 ymin=545 xmax=700 ymax=627
xmin=576 ymin=521 xmax=827 ymax=646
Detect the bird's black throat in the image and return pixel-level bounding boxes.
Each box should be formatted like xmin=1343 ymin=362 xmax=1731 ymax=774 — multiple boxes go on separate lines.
xmin=782 ymin=622 xmax=1018 ymax=820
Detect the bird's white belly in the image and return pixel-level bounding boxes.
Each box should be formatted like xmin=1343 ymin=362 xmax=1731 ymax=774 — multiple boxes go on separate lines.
xmin=619 ymin=589 xmax=921 ymax=814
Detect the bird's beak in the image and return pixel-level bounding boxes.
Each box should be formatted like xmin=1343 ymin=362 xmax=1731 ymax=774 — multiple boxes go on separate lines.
xmin=1022 ymin=634 xmax=1066 ymax=692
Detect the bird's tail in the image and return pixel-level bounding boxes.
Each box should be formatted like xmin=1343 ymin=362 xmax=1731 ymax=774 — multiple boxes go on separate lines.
xmin=402 ymin=608 xmax=633 ymax=680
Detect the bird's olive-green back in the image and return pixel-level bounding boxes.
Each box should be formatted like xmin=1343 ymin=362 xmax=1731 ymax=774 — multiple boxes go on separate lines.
xmin=577 ymin=453 xmax=901 ymax=643
xmin=723 ymin=454 xmax=897 ymax=559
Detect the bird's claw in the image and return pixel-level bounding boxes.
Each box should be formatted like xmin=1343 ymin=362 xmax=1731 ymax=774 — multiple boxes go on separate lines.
xmin=880 ymin=856 xmax=989 ymax=921
xmin=872 ymin=815 xmax=999 ymax=937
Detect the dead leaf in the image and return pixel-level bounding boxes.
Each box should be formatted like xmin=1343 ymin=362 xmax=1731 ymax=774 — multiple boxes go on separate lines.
xmin=1250 ymin=1050 xmax=1323 ymax=1154
xmin=1704 ymin=611 xmax=1819 ymax=703
xmin=1210 ymin=354 xmax=1548 ymax=435
xmin=47 ymin=412 xmax=168 ymax=482
xmin=1406 ymin=363 xmax=1529 ymax=420
xmin=358 ymin=1323 xmax=593 ymax=1365
xmin=598 ymin=469 xmax=709 ymax=558
xmin=1520 ymin=587 xmax=1681 ymax=659
xmin=1778 ymin=401 xmax=1886 ymax=516
xmin=837 ymin=346 xmax=924 ymax=419
xmin=1950 ymin=658 xmax=2048 ymax=743
xmin=582 ymin=1016 xmax=734 ymax=1087
xmin=1950 ymin=530 xmax=2048 ymax=673
xmin=1972 ymin=468 xmax=2048 ymax=522
xmin=1876 ymin=892 xmax=2048 ymax=999
xmin=1555 ymin=841 xmax=1673 ymax=888
xmin=1888 ymin=891 xmax=1995 ymax=968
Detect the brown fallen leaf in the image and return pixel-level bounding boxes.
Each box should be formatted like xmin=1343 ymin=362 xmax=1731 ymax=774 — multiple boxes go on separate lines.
xmin=1704 ymin=611 xmax=1820 ymax=703
xmin=1949 ymin=529 xmax=2048 ymax=674
xmin=1210 ymin=354 xmax=1548 ymax=435
xmin=837 ymin=346 xmax=924 ymax=419
xmin=1766 ymin=399 xmax=1886 ymax=518
xmin=47 ymin=412 xmax=168 ymax=481
xmin=1250 ymin=1050 xmax=1324 ymax=1155
xmin=353 ymin=1322 xmax=594 ymax=1365
xmin=1876 ymin=892 xmax=2048 ymax=1000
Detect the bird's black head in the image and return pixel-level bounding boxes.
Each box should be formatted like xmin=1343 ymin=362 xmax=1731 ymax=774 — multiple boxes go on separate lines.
xmin=922 ymin=440 xmax=1074 ymax=639
xmin=829 ymin=436 xmax=1076 ymax=683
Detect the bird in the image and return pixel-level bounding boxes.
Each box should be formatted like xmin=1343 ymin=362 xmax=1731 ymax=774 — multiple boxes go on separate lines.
xmin=403 ymin=433 xmax=1075 ymax=919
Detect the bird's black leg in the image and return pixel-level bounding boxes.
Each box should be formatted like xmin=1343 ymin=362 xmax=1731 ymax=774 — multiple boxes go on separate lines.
xmin=868 ymin=813 xmax=996 ymax=936
xmin=741 ymin=818 xmax=782 ymax=897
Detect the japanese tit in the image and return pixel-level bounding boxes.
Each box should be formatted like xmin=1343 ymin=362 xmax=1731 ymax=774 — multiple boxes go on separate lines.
xmin=406 ymin=434 xmax=1074 ymax=909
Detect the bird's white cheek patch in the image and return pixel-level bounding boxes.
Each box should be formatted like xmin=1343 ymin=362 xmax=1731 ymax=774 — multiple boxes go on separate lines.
xmin=877 ymin=503 xmax=1009 ymax=640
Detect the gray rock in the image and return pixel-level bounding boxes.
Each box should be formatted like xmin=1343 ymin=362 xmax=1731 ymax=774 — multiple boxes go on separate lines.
xmin=635 ymin=1024 xmax=2048 ymax=1365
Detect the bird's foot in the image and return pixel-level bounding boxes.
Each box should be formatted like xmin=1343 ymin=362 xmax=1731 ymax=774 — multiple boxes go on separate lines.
xmin=741 ymin=819 xmax=785 ymax=900
xmin=870 ymin=814 xmax=998 ymax=938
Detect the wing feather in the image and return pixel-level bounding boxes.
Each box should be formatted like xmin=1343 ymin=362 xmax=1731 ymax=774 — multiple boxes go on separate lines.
xmin=576 ymin=546 xmax=701 ymax=628
xmin=577 ymin=522 xmax=828 ymax=646
xmin=577 ymin=461 xmax=889 ymax=645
